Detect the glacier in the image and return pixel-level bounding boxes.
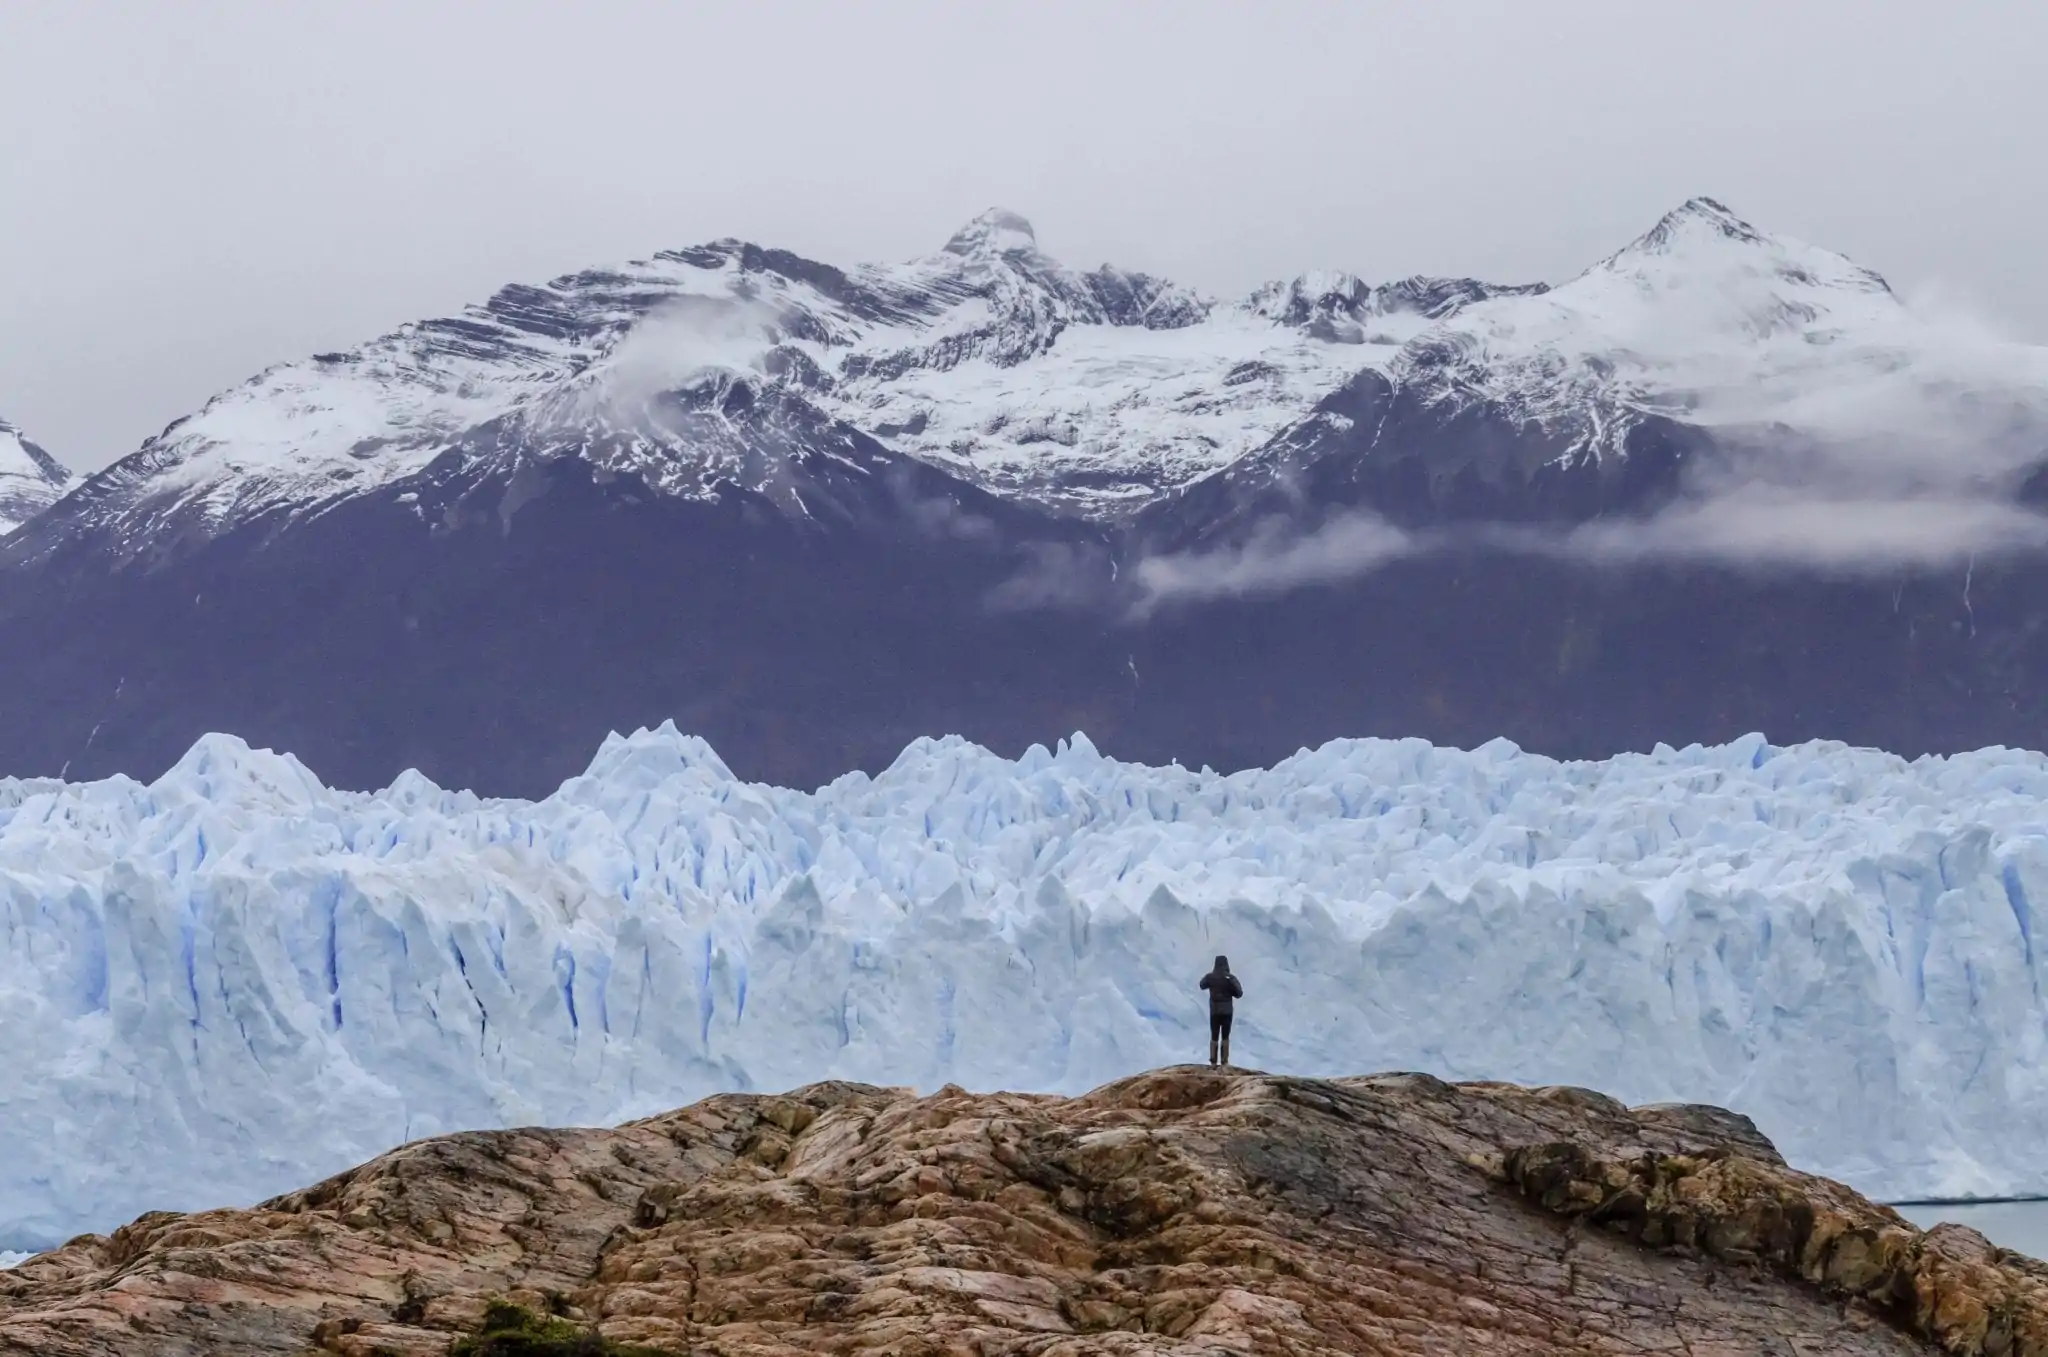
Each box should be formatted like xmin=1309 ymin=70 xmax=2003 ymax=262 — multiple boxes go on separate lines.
xmin=6 ymin=723 xmax=2048 ymax=1247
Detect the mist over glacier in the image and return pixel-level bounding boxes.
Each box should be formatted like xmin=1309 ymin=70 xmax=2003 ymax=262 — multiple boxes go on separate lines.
xmin=5 ymin=722 xmax=2048 ymax=1246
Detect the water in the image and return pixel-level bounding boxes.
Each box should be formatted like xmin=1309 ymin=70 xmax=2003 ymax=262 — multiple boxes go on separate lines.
xmin=1896 ymin=1200 xmax=2048 ymax=1260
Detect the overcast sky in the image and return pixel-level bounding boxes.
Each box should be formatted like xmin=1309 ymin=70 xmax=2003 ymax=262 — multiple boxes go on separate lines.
xmin=4 ymin=0 xmax=2043 ymax=471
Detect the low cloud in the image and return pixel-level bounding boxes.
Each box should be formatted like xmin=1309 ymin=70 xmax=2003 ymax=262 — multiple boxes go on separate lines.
xmin=1557 ymin=490 xmax=2048 ymax=571
xmin=1111 ymin=482 xmax=2048 ymax=617
xmin=1109 ymin=384 xmax=2048 ymax=610
xmin=886 ymin=469 xmax=1001 ymax=545
xmin=988 ymin=541 xmax=1119 ymax=612
xmin=1130 ymin=513 xmax=1417 ymax=611
xmin=587 ymin=295 xmax=784 ymax=413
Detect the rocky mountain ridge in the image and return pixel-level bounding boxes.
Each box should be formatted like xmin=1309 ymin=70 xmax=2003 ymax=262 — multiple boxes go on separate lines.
xmin=5 ymin=1066 xmax=2032 ymax=1356
xmin=4 ymin=201 xmax=2048 ymax=795
xmin=14 ymin=196 xmax=2032 ymax=552
xmin=0 ymin=419 xmax=69 ymax=537
xmin=13 ymin=198 xmax=1902 ymax=552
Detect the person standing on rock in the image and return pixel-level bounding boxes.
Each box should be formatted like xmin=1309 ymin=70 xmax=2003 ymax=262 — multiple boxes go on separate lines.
xmin=1200 ymin=955 xmax=1243 ymax=1066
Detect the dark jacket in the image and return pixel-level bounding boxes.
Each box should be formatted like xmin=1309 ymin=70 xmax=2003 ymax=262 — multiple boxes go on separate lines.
xmin=1199 ymin=956 xmax=1242 ymax=1014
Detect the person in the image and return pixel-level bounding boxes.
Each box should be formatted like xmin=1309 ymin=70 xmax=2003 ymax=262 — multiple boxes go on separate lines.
xmin=1199 ymin=955 xmax=1242 ymax=1066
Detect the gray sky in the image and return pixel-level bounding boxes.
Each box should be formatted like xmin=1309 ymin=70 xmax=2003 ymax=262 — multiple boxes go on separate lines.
xmin=4 ymin=0 xmax=2044 ymax=472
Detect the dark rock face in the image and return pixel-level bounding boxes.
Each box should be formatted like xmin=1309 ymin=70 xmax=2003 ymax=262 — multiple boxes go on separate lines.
xmin=1245 ymin=273 xmax=1550 ymax=343
xmin=0 ymin=442 xmax=1125 ymax=796
xmin=0 ymin=1067 xmax=1991 ymax=1355
xmin=1135 ymin=370 xmax=1704 ymax=541
xmin=1115 ymin=551 xmax=2037 ymax=774
xmin=0 ymin=395 xmax=2041 ymax=795
xmin=1499 ymin=1133 xmax=2048 ymax=1355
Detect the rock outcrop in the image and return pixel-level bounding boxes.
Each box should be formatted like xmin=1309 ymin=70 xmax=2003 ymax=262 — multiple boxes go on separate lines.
xmin=1 ymin=1067 xmax=2033 ymax=1355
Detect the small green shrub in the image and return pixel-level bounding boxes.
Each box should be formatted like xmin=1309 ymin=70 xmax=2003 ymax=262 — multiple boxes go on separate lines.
xmin=448 ymin=1301 xmax=672 ymax=1357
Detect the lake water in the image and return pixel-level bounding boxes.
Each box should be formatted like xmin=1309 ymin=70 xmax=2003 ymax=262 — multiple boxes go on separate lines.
xmin=1897 ymin=1200 xmax=2048 ymax=1259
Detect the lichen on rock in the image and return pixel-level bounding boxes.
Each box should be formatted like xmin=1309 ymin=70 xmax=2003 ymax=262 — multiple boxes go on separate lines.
xmin=447 ymin=1300 xmax=668 ymax=1356
xmin=1502 ymin=1137 xmax=2048 ymax=1356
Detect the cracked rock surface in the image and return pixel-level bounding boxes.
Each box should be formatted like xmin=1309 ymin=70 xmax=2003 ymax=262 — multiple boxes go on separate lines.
xmin=0 ymin=1067 xmax=2019 ymax=1354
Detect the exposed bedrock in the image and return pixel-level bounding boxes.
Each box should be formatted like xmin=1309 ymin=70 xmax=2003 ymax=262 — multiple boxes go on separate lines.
xmin=2 ymin=1067 xmax=2027 ymax=1355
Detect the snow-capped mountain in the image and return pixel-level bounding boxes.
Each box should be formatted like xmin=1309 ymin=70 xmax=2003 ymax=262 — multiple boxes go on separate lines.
xmin=20 ymin=207 xmax=1555 ymax=556
xmin=33 ymin=197 xmax=2032 ymax=557
xmin=1392 ymin=197 xmax=2048 ymax=467
xmin=5 ymin=200 xmax=2048 ymax=797
xmin=1142 ymin=197 xmax=2048 ymax=542
xmin=820 ymin=214 xmax=1541 ymax=515
xmin=0 ymin=420 xmax=70 ymax=537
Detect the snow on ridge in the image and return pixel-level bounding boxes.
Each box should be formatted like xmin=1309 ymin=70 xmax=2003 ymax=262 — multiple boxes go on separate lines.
xmin=34 ymin=198 xmax=2048 ymax=545
xmin=60 ymin=252 xmax=829 ymax=545
xmin=0 ymin=418 xmax=72 ymax=536
xmin=6 ymin=721 xmax=2048 ymax=1242
xmin=1394 ymin=197 xmax=2048 ymax=464
xmin=29 ymin=209 xmax=1547 ymax=537
xmin=824 ymin=305 xmax=1375 ymax=513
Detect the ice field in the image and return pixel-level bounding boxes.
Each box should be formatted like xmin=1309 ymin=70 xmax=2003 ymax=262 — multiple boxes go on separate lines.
xmin=6 ymin=723 xmax=2048 ymax=1245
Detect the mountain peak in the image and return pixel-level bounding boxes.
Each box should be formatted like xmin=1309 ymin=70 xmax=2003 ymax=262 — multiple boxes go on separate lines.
xmin=1596 ymin=196 xmax=1894 ymax=299
xmin=0 ymin=417 xmax=73 ymax=535
xmin=0 ymin=417 xmax=68 ymax=473
xmin=943 ymin=208 xmax=1040 ymax=259
xmin=1632 ymin=197 xmax=1767 ymax=253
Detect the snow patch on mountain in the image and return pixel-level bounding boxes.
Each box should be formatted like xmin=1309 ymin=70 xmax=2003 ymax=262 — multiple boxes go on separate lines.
xmin=1245 ymin=270 xmax=1547 ymax=343
xmin=57 ymin=254 xmax=844 ymax=549
xmin=822 ymin=307 xmax=1374 ymax=512
xmin=0 ymin=419 xmax=72 ymax=536
xmin=1394 ymin=197 xmax=2048 ymax=467
xmin=813 ymin=222 xmax=1543 ymax=512
xmin=7 ymin=723 xmax=2048 ymax=1244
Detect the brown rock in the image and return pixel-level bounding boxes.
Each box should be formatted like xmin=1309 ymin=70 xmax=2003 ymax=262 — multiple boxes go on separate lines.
xmin=0 ymin=1066 xmax=2022 ymax=1354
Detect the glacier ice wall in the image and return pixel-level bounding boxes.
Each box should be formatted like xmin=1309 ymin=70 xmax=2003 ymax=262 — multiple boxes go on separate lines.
xmin=6 ymin=724 xmax=2048 ymax=1245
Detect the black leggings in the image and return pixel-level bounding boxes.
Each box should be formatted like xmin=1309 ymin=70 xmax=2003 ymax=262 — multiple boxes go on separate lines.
xmin=1209 ymin=1012 xmax=1233 ymax=1040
